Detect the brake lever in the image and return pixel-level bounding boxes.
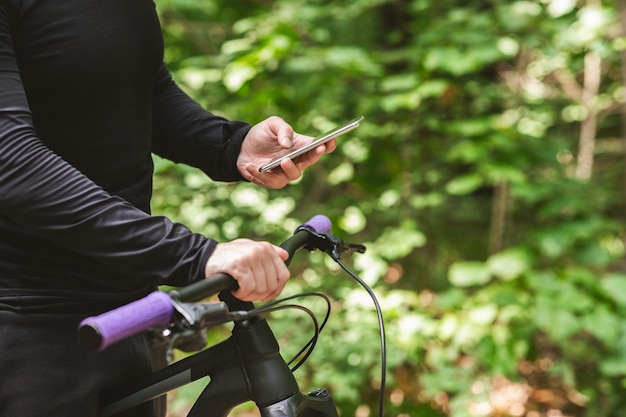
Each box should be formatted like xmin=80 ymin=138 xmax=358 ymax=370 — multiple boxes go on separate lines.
xmin=170 ymin=299 xmax=231 ymax=330
xmin=299 ymin=228 xmax=366 ymax=260
xmin=343 ymin=243 xmax=367 ymax=254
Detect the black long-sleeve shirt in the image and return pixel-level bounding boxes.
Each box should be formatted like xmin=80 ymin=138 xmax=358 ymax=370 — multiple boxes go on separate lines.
xmin=0 ymin=0 xmax=250 ymax=312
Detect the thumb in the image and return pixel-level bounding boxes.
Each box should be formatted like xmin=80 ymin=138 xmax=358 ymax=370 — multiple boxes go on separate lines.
xmin=273 ymin=245 xmax=289 ymax=261
xmin=277 ymin=134 xmax=293 ymax=149
xmin=268 ymin=117 xmax=294 ymax=149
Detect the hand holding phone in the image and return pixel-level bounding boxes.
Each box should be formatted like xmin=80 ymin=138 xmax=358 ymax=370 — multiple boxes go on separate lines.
xmin=258 ymin=116 xmax=365 ymax=173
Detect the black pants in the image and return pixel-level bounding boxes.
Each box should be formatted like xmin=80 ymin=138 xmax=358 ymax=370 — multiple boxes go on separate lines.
xmin=0 ymin=310 xmax=167 ymax=417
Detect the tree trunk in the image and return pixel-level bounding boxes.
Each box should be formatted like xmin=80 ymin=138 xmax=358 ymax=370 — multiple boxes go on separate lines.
xmin=617 ymin=0 xmax=626 ymax=205
xmin=575 ymin=50 xmax=601 ymax=180
xmin=489 ymin=180 xmax=509 ymax=254
xmin=576 ymin=0 xmax=603 ymax=180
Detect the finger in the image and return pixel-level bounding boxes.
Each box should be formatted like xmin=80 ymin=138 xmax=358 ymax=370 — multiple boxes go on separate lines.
xmin=293 ymin=145 xmax=326 ymax=171
xmin=268 ymin=116 xmax=294 ymax=149
xmin=256 ymin=245 xmax=290 ymax=301
xmin=231 ymin=255 xmax=260 ymax=301
xmin=263 ymin=260 xmax=290 ymax=301
xmin=232 ymin=271 xmax=255 ymax=301
xmin=235 ymin=271 xmax=269 ymax=301
xmin=243 ymin=164 xmax=270 ymax=186
xmin=273 ymin=245 xmax=289 ymax=261
xmin=264 ymin=286 xmax=284 ymax=302
xmin=233 ymin=243 xmax=282 ymax=301
xmin=279 ymin=158 xmax=302 ymax=181
xmin=324 ymin=138 xmax=338 ymax=153
xmin=271 ymin=247 xmax=290 ymax=285
xmin=244 ymin=164 xmax=288 ymax=190
xmin=253 ymin=248 xmax=284 ymax=301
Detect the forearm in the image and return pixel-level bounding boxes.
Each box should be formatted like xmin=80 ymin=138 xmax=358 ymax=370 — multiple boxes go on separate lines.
xmin=0 ymin=110 xmax=215 ymax=287
xmin=151 ymin=63 xmax=251 ymax=182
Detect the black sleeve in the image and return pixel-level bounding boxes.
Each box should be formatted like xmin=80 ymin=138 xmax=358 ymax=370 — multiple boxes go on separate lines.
xmin=151 ymin=62 xmax=251 ymax=182
xmin=0 ymin=6 xmax=215 ymax=287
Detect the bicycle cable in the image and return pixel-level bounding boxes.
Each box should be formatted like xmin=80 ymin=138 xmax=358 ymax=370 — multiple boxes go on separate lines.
xmin=246 ymin=292 xmax=331 ymax=372
xmin=332 ymin=257 xmax=387 ymax=417
xmin=233 ymin=227 xmax=387 ymax=417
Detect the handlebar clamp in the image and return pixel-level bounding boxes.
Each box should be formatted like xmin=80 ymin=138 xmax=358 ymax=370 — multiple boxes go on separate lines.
xmin=295 ymin=225 xmax=366 ymax=260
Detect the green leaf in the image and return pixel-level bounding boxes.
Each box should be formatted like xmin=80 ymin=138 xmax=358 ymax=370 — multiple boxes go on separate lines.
xmin=487 ymin=248 xmax=531 ymax=281
xmin=601 ymin=274 xmax=626 ymax=307
xmin=223 ymin=62 xmax=257 ymax=92
xmin=449 ymin=261 xmax=491 ymax=287
xmin=583 ymin=305 xmax=621 ymax=345
xmin=467 ymin=303 xmax=498 ymax=325
xmin=445 ymin=174 xmax=483 ymax=195
xmin=534 ymin=301 xmax=581 ymax=341
xmin=373 ymin=222 xmax=427 ymax=259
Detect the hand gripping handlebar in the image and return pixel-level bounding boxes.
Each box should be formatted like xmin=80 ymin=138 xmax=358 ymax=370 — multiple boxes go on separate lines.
xmin=78 ymin=215 xmax=333 ymax=351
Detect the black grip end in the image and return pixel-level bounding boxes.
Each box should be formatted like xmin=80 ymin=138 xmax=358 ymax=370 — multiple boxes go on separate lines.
xmin=78 ymin=323 xmax=103 ymax=351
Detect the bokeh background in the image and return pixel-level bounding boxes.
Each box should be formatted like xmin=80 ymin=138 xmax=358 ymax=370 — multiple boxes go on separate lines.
xmin=152 ymin=1 xmax=626 ymax=416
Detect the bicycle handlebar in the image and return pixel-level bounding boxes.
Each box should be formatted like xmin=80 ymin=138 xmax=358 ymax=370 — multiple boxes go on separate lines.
xmin=78 ymin=291 xmax=174 ymax=352
xmin=78 ymin=215 xmax=332 ymax=352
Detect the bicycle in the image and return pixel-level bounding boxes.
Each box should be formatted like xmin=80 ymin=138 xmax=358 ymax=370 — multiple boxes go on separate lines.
xmin=78 ymin=215 xmax=387 ymax=417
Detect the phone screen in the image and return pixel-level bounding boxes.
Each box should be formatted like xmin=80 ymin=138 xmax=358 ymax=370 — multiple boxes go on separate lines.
xmin=258 ymin=116 xmax=364 ymax=173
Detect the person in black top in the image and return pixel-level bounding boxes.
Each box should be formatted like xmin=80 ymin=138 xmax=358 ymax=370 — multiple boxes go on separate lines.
xmin=0 ymin=1 xmax=336 ymax=416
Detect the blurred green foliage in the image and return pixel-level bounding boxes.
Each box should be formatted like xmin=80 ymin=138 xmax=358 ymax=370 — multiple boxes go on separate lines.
xmin=153 ymin=1 xmax=626 ymax=416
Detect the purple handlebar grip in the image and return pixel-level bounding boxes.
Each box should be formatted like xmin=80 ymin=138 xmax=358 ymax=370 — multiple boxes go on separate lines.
xmin=78 ymin=291 xmax=174 ymax=351
xmin=305 ymin=214 xmax=332 ymax=234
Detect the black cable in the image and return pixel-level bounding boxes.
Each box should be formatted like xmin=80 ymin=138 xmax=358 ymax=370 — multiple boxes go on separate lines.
xmin=280 ymin=293 xmax=331 ymax=370
xmin=251 ymin=292 xmax=331 ymax=333
xmin=247 ymin=292 xmax=331 ymax=372
xmin=263 ymin=303 xmax=320 ymax=371
xmin=333 ymin=257 xmax=387 ymax=417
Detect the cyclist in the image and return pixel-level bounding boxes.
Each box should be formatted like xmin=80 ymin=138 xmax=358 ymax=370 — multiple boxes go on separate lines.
xmin=0 ymin=2 xmax=336 ymax=417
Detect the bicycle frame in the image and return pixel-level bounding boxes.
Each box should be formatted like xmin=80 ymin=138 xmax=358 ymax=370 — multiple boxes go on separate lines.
xmin=82 ymin=217 xmax=368 ymax=417
xmin=102 ymin=291 xmax=339 ymax=417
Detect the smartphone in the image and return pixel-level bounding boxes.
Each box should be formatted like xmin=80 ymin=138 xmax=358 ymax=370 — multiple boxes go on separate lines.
xmin=258 ymin=116 xmax=365 ymax=173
